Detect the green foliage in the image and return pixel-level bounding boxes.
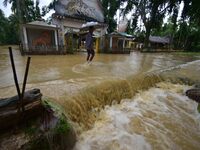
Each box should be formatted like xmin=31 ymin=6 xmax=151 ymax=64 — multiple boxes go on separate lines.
xmin=1 ymin=0 xmax=47 ymax=44
xmin=121 ymin=0 xmax=171 ymax=47
xmin=126 ymin=19 xmax=138 ymax=34
xmin=0 ymin=10 xmax=8 ymax=44
xmin=54 ymin=118 xmax=71 ymax=134
xmin=3 ymin=0 xmax=44 ymax=23
xmin=24 ymin=135 xmax=50 ymax=150
xmin=24 ymin=126 xmax=38 ymax=136
xmin=0 ymin=9 xmax=19 ymax=44
xmin=101 ymin=0 xmax=124 ymax=33
xmin=122 ymin=0 xmax=200 ymax=49
xmin=1 ymin=0 xmax=200 ymax=49
xmin=172 ymin=21 xmax=200 ymax=51
xmin=42 ymin=98 xmax=71 ymax=134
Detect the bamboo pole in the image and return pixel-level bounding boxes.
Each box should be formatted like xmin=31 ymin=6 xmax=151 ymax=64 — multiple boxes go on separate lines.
xmin=9 ymin=47 xmax=21 ymax=113
xmin=21 ymin=57 xmax=31 ymax=112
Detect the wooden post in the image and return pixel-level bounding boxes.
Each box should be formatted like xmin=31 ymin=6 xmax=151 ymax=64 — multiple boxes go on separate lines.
xmin=21 ymin=57 xmax=31 ymax=111
xmin=9 ymin=47 xmax=21 ymax=113
xmin=95 ymin=38 xmax=99 ymax=53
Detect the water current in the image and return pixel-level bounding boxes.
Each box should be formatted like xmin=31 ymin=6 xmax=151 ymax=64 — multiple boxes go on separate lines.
xmin=0 ymin=46 xmax=200 ymax=149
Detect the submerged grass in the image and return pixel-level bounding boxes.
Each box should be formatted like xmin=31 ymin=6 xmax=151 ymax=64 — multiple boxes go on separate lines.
xmin=54 ymin=117 xmax=71 ymax=134
xmin=175 ymin=52 xmax=200 ymax=56
xmin=47 ymin=71 xmax=196 ymax=133
xmin=54 ymin=73 xmax=163 ymax=132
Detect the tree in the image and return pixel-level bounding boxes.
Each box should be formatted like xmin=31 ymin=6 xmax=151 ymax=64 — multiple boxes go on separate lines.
xmin=0 ymin=9 xmax=9 ymax=44
xmin=171 ymin=0 xmax=200 ymax=51
xmin=3 ymin=0 xmax=43 ymax=23
xmin=1 ymin=0 xmax=45 ymax=44
xmin=126 ymin=18 xmax=138 ymax=34
xmin=7 ymin=13 xmax=20 ymax=44
xmin=122 ymin=0 xmax=176 ymax=48
xmin=101 ymin=0 xmax=126 ymax=33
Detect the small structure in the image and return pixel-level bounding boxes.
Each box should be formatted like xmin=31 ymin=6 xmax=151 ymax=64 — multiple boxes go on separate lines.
xmin=21 ymin=21 xmax=62 ymax=55
xmin=101 ymin=32 xmax=135 ymax=54
xmin=149 ymin=36 xmax=171 ymax=50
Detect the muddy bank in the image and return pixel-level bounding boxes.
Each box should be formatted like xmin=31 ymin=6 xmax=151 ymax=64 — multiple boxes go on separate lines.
xmin=0 ymin=98 xmax=76 ymax=150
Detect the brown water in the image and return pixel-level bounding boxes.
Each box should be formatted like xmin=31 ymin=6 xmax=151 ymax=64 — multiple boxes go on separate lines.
xmin=0 ymin=46 xmax=200 ymax=149
xmin=0 ymin=47 xmax=199 ymax=97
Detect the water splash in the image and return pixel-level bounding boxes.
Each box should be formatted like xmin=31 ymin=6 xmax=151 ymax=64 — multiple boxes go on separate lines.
xmin=54 ymin=74 xmax=163 ymax=132
xmin=153 ymin=60 xmax=200 ymax=74
xmin=74 ymin=82 xmax=200 ymax=150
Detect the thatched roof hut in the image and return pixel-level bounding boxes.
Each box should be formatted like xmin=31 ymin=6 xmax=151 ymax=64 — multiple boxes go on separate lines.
xmin=149 ymin=36 xmax=170 ymax=44
xmin=149 ymin=36 xmax=171 ymax=50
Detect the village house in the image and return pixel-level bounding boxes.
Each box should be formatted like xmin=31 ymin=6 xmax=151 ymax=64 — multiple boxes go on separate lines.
xmin=149 ymin=35 xmax=171 ymax=50
xmin=20 ymin=21 xmax=61 ymax=55
xmin=101 ymin=31 xmax=135 ymax=54
xmin=20 ymin=0 xmax=107 ymax=55
xmin=49 ymin=0 xmax=107 ymax=53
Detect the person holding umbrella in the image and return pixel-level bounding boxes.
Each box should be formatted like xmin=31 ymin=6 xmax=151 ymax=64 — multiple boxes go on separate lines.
xmin=82 ymin=22 xmax=104 ymax=63
xmin=85 ymin=26 xmax=95 ymax=63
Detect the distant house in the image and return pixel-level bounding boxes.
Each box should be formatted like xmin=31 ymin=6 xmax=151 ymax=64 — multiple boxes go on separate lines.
xmin=21 ymin=21 xmax=62 ymax=55
xmin=101 ymin=32 xmax=135 ymax=54
xmin=149 ymin=36 xmax=171 ymax=50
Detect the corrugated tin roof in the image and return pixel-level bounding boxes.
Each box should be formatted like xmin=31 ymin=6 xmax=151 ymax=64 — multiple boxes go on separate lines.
xmin=149 ymin=36 xmax=170 ymax=44
xmin=110 ymin=32 xmax=134 ymax=38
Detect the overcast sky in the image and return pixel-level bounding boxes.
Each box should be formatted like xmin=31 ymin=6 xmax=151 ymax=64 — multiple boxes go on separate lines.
xmin=0 ymin=0 xmax=53 ymax=18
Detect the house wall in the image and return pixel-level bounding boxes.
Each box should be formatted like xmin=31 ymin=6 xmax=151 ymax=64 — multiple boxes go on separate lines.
xmin=150 ymin=42 xmax=169 ymax=49
xmin=52 ymin=17 xmax=107 ymax=52
xmin=21 ymin=25 xmax=62 ymax=54
xmin=26 ymin=28 xmax=55 ymax=47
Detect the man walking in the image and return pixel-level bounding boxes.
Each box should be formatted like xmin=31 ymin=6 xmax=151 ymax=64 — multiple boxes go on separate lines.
xmin=85 ymin=26 xmax=95 ymax=63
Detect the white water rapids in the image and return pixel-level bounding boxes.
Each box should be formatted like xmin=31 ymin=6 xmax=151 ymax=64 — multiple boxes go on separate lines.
xmin=74 ymin=82 xmax=200 ymax=150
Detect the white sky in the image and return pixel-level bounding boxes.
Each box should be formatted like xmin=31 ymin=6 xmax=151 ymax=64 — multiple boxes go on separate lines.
xmin=0 ymin=0 xmax=53 ymax=18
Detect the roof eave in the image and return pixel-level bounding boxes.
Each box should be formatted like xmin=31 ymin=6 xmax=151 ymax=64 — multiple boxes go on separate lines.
xmin=22 ymin=24 xmax=60 ymax=30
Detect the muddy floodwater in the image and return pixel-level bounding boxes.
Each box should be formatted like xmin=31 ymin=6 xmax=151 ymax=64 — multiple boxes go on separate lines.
xmin=0 ymin=46 xmax=199 ymax=98
xmin=0 ymin=46 xmax=200 ymax=150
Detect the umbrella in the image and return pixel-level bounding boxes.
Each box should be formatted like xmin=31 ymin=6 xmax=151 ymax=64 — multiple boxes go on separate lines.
xmin=81 ymin=22 xmax=103 ymax=31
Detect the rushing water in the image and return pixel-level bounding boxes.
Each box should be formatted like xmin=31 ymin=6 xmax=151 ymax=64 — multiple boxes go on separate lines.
xmin=74 ymin=82 xmax=200 ymax=150
xmin=0 ymin=46 xmax=200 ymax=149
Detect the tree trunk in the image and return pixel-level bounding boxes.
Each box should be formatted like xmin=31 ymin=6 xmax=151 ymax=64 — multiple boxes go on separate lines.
xmin=144 ymin=25 xmax=151 ymax=48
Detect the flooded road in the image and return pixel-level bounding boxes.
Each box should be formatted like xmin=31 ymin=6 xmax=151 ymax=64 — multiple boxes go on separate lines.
xmin=0 ymin=46 xmax=199 ymax=98
xmin=0 ymin=46 xmax=200 ymax=150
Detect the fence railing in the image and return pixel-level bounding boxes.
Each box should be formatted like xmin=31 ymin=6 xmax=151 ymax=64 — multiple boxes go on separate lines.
xmin=20 ymin=44 xmax=74 ymax=55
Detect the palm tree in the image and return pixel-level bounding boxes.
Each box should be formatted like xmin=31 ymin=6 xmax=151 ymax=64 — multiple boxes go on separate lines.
xmin=3 ymin=0 xmax=43 ymax=43
xmin=120 ymin=0 xmax=183 ymax=47
xmin=3 ymin=0 xmax=24 ymax=24
xmin=3 ymin=0 xmax=18 ymax=12
xmin=3 ymin=0 xmax=43 ymax=23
